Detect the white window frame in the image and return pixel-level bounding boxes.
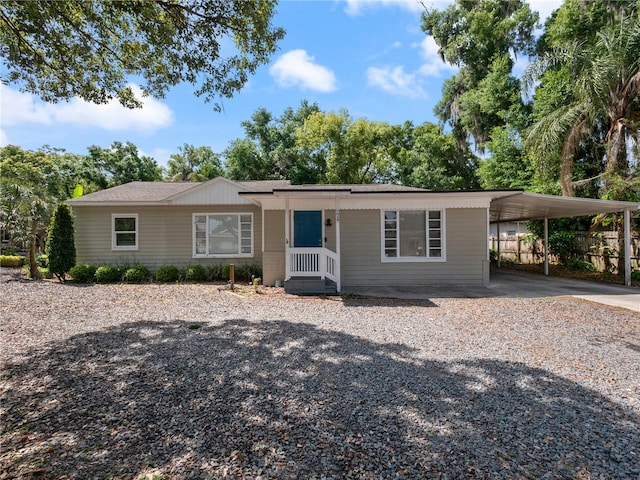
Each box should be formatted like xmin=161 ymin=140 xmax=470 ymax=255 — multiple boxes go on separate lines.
xmin=192 ymin=212 xmax=254 ymax=258
xmin=380 ymin=209 xmax=446 ymax=262
xmin=112 ymin=213 xmax=139 ymax=251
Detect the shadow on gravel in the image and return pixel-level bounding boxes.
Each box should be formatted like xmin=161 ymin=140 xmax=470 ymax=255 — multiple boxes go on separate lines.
xmin=1 ymin=319 xmax=638 ymax=479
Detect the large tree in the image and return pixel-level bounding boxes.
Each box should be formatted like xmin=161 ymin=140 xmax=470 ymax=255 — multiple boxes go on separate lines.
xmin=296 ymin=111 xmax=394 ymax=184
xmin=0 ymin=0 xmax=285 ymax=109
xmin=87 ymin=141 xmax=163 ymax=187
xmin=422 ymin=0 xmax=538 ymax=152
xmin=225 ymin=101 xmax=324 ymax=184
xmin=525 ymin=1 xmax=640 ymax=198
xmin=392 ymin=122 xmax=479 ymax=190
xmin=166 ymin=144 xmax=223 ymax=182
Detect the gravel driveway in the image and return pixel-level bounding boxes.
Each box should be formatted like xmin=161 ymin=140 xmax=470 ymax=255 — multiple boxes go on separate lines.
xmin=1 ymin=275 xmax=639 ymax=479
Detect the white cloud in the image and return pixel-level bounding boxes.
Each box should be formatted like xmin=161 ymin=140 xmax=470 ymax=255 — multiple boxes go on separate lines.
xmin=366 ymin=36 xmax=456 ymax=98
xmin=415 ymin=36 xmax=457 ymax=77
xmin=270 ymin=49 xmax=338 ymax=92
xmin=343 ymin=0 xmax=439 ymax=16
xmin=0 ymin=129 xmax=7 ymax=147
xmin=366 ymin=66 xmax=426 ymax=98
xmin=0 ymin=84 xmax=173 ymax=133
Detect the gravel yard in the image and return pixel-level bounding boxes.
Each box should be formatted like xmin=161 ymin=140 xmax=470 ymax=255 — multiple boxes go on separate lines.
xmin=1 ymin=274 xmax=639 ymax=479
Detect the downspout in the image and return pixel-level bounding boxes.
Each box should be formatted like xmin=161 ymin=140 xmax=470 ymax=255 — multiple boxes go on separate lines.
xmin=544 ymin=217 xmax=549 ymax=276
xmin=624 ymin=208 xmax=631 ymax=287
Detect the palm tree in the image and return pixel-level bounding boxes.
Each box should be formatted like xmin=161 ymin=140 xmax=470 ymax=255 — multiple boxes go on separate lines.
xmin=525 ymin=13 xmax=640 ymax=198
xmin=0 ymin=183 xmax=52 ymax=279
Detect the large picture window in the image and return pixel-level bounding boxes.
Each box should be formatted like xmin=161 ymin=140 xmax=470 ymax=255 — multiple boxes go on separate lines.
xmin=193 ymin=213 xmax=253 ymax=257
xmin=382 ymin=210 xmax=444 ymax=262
xmin=112 ymin=214 xmax=138 ymax=251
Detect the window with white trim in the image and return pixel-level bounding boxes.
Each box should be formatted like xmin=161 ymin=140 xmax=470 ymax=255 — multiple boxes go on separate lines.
xmin=112 ymin=214 xmax=138 ymax=251
xmin=382 ymin=210 xmax=444 ymax=261
xmin=193 ymin=213 xmax=253 ymax=257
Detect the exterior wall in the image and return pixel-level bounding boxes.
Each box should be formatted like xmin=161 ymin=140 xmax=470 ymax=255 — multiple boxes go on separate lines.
xmin=324 ymin=209 xmax=337 ymax=252
xmin=72 ymin=205 xmax=263 ymax=270
xmin=262 ymin=210 xmax=285 ymax=286
xmin=340 ymin=208 xmax=489 ymax=287
xmin=72 ymin=203 xmax=490 ymax=287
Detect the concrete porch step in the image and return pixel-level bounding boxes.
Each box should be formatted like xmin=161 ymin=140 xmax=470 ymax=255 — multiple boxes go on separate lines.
xmin=284 ymin=277 xmax=338 ymax=295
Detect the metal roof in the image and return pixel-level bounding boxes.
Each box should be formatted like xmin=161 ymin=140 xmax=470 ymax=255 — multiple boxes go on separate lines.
xmin=490 ymin=192 xmax=639 ymax=222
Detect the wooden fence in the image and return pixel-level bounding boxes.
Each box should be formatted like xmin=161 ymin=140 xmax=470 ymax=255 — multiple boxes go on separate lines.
xmin=489 ymin=231 xmax=639 ymax=272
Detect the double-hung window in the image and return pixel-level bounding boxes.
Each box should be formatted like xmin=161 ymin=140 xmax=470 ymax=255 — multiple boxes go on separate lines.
xmin=193 ymin=213 xmax=253 ymax=257
xmin=382 ymin=210 xmax=444 ymax=261
xmin=112 ymin=214 xmax=138 ymax=251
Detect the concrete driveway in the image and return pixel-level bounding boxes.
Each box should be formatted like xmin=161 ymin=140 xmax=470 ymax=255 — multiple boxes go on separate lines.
xmin=348 ymin=269 xmax=640 ymax=313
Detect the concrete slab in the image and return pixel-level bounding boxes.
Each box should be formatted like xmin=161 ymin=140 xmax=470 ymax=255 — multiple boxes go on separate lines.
xmin=347 ymin=269 xmax=640 ymax=313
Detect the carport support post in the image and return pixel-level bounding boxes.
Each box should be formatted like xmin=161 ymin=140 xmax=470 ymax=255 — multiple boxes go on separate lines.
xmin=624 ymin=208 xmax=631 ymax=287
xmin=544 ymin=217 xmax=549 ymax=276
xmin=496 ymin=222 xmax=501 ymax=268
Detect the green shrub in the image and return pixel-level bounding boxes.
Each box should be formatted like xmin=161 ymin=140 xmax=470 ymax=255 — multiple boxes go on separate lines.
xmin=234 ymin=264 xmax=250 ymax=282
xmin=206 ymin=264 xmax=223 ymax=282
xmin=220 ymin=264 xmax=230 ymax=281
xmin=46 ymin=203 xmax=76 ymax=282
xmin=95 ymin=265 xmax=121 ymax=283
xmin=566 ymin=258 xmax=596 ymax=272
xmin=124 ymin=264 xmax=150 ymax=283
xmin=36 ymin=254 xmax=48 ymax=268
xmin=632 ymin=270 xmax=640 ymax=281
xmin=245 ymin=264 xmax=262 ymax=282
xmin=69 ymin=264 xmax=96 ymax=283
xmin=0 ymin=255 xmax=25 ymax=267
xmin=185 ymin=264 xmax=207 ymax=282
xmin=233 ymin=264 xmax=262 ymax=282
xmin=156 ymin=265 xmax=180 ymax=283
xmin=38 ymin=267 xmax=53 ymax=279
xmin=549 ymin=231 xmax=576 ymax=266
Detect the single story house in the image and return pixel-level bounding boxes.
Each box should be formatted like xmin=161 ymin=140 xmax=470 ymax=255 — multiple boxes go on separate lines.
xmin=67 ymin=177 xmax=640 ymax=292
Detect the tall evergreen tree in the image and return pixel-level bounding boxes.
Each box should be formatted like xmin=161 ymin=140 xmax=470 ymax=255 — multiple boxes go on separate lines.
xmin=46 ymin=203 xmax=76 ymax=282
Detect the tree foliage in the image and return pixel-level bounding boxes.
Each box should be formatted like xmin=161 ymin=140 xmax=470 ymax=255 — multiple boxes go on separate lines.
xmin=46 ymin=203 xmax=76 ymax=282
xmin=87 ymin=141 xmax=163 ymax=187
xmin=524 ymin=0 xmax=640 ymax=198
xmin=0 ymin=145 xmax=61 ymax=278
xmin=423 ymin=0 xmax=538 ymax=152
xmin=225 ymin=101 xmax=324 ymax=184
xmin=0 ymin=0 xmax=285 ymax=109
xmin=166 ymin=144 xmax=223 ymax=182
xmin=296 ymin=110 xmax=394 ymax=184
xmin=391 ymin=122 xmax=479 ymax=190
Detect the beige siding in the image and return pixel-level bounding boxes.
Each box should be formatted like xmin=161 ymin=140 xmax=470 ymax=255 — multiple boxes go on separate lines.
xmin=324 ymin=209 xmax=337 ymax=252
xmin=340 ymin=208 xmax=488 ymax=287
xmin=262 ymin=210 xmax=285 ymax=285
xmin=72 ymin=205 xmax=263 ymax=269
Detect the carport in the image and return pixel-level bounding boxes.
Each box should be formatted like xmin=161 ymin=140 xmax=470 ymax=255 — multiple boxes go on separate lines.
xmin=489 ymin=192 xmax=640 ymax=286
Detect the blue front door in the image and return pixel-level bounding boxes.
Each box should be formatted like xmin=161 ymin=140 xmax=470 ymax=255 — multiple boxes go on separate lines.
xmin=294 ymin=210 xmax=322 ymax=247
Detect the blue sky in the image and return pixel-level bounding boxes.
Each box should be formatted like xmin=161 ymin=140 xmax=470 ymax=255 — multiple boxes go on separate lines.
xmin=0 ymin=0 xmax=559 ymax=168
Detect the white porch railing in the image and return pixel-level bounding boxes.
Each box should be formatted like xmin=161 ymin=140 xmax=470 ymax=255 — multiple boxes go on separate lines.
xmin=287 ymin=247 xmax=338 ymax=283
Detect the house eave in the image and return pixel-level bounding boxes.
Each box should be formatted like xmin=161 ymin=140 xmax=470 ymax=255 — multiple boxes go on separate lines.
xmin=66 ymin=200 xmax=167 ymax=207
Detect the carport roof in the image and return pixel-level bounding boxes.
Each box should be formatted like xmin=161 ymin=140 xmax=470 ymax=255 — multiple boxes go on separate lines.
xmin=490 ymin=192 xmax=640 ymax=222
